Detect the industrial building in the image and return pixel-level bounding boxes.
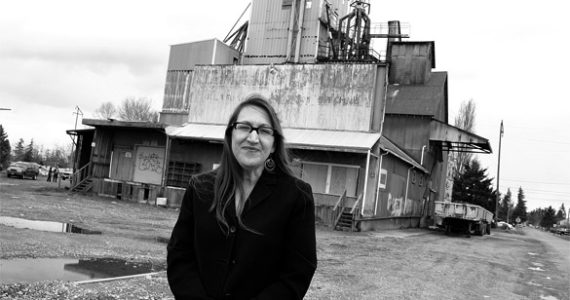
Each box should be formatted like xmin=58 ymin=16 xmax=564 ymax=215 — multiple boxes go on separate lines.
xmin=69 ymin=0 xmax=491 ymax=231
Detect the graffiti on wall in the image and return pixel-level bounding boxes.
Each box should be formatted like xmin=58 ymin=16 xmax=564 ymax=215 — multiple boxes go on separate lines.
xmin=137 ymin=152 xmax=162 ymax=173
xmin=133 ymin=146 xmax=165 ymax=185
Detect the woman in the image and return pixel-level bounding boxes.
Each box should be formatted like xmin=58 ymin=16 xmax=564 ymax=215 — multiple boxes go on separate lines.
xmin=167 ymin=96 xmax=317 ymax=299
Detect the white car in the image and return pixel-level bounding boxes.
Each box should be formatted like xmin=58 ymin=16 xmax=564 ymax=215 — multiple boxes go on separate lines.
xmin=58 ymin=168 xmax=73 ymax=180
xmin=497 ymin=221 xmax=514 ymax=230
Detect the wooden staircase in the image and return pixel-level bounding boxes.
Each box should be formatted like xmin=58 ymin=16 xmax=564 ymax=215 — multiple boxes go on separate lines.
xmin=69 ymin=163 xmax=92 ymax=193
xmin=335 ymin=208 xmax=357 ymax=231
xmin=70 ymin=178 xmax=93 ymax=193
xmin=333 ymin=192 xmax=362 ymax=232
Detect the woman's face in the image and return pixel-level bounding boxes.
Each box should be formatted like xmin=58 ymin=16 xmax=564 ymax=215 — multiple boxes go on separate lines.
xmin=231 ymin=105 xmax=276 ymax=173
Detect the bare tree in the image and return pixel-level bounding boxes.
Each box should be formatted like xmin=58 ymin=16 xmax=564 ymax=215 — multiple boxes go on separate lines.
xmin=453 ymin=99 xmax=476 ymax=176
xmin=118 ymin=97 xmax=159 ymax=122
xmin=94 ymin=102 xmax=117 ymax=119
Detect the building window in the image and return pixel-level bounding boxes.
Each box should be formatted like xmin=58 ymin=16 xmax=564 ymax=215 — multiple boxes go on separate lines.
xmin=378 ymin=168 xmax=388 ymax=189
xmin=167 ymin=161 xmax=201 ymax=188
xmin=300 ymin=162 xmax=359 ymax=197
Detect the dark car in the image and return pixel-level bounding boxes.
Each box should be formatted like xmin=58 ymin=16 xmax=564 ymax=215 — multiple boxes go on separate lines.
xmin=6 ymin=162 xmax=40 ymax=180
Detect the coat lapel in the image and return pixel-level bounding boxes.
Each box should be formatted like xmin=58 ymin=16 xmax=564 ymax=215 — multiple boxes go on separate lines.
xmin=244 ymin=170 xmax=278 ymax=213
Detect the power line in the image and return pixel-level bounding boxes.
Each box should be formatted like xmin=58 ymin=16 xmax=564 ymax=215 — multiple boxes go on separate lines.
xmin=501 ymin=178 xmax=570 ymax=186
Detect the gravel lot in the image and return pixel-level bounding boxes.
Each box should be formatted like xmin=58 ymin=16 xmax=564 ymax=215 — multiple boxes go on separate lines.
xmin=1 ymin=174 xmax=568 ymax=299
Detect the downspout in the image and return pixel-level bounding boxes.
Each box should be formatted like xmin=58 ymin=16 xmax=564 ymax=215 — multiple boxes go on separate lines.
xmin=294 ymin=0 xmax=307 ymax=63
xmin=420 ymin=145 xmax=427 ymax=166
xmin=374 ymin=151 xmax=389 ymax=215
xmin=360 ymin=149 xmax=372 ymax=216
xmin=285 ymin=0 xmax=298 ymax=62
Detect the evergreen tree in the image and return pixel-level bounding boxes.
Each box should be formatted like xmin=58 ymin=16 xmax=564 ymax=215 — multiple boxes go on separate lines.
xmin=13 ymin=138 xmax=25 ymax=161
xmin=452 ymin=158 xmax=495 ymax=212
xmin=527 ymin=208 xmax=543 ymax=227
xmin=511 ymin=187 xmax=528 ymax=223
xmin=0 ymin=125 xmax=11 ymax=169
xmin=499 ymin=188 xmax=512 ymax=221
xmin=22 ymin=139 xmax=35 ymax=162
xmin=556 ymin=203 xmax=566 ymax=221
xmin=539 ymin=206 xmax=557 ymax=229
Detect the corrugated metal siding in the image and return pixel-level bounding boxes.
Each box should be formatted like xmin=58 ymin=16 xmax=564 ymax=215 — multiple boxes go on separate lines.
xmin=187 ymin=63 xmax=382 ymax=131
xmin=243 ymin=0 xmax=348 ymax=64
xmin=243 ymin=0 xmax=292 ymax=64
xmin=168 ymin=40 xmax=214 ymax=71
xmin=162 ymin=70 xmax=192 ymax=111
xmin=167 ymin=39 xmax=240 ymax=71
xmin=389 ymin=42 xmax=435 ymax=85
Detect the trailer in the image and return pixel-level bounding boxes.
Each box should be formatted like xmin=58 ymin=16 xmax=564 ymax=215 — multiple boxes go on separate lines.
xmin=434 ymin=201 xmax=493 ymax=236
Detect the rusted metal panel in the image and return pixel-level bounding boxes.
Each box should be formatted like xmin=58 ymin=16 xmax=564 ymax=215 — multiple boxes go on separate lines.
xmin=162 ymin=70 xmax=192 ymax=112
xmin=389 ymin=42 xmax=435 ymax=85
xmin=187 ymin=63 xmax=382 ymax=131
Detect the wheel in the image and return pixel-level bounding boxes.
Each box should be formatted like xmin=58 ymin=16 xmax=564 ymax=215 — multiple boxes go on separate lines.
xmin=486 ymin=224 xmax=491 ymax=235
xmin=479 ymin=223 xmax=485 ymax=236
xmin=33 ymin=175 xmax=37 ymax=180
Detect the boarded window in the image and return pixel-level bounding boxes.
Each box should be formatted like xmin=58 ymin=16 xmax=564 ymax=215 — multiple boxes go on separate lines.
xmin=329 ymin=166 xmax=358 ymax=197
xmin=282 ymin=0 xmax=293 ymax=7
xmin=301 ymin=162 xmax=359 ymax=197
xmin=301 ymin=163 xmax=327 ymax=194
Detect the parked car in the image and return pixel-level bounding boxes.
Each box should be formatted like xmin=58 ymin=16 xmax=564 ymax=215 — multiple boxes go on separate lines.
xmin=497 ymin=221 xmax=514 ymax=230
xmin=6 ymin=162 xmax=40 ymax=180
xmin=58 ymin=168 xmax=73 ymax=180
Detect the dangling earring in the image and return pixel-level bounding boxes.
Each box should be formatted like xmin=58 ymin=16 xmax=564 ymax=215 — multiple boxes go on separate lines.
xmin=265 ymin=155 xmax=276 ymax=172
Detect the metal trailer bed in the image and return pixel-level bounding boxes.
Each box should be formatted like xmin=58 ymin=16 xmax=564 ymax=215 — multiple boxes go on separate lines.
xmin=434 ymin=201 xmax=494 ymax=236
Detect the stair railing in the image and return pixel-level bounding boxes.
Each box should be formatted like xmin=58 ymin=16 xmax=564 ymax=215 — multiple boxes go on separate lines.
xmin=350 ymin=193 xmax=363 ymax=214
xmin=349 ymin=193 xmax=363 ymax=231
xmin=333 ymin=190 xmax=347 ymax=228
xmin=71 ymin=162 xmax=91 ymax=190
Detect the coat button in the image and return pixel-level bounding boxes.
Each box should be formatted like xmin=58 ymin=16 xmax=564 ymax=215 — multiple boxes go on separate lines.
xmin=229 ymin=226 xmax=236 ymax=233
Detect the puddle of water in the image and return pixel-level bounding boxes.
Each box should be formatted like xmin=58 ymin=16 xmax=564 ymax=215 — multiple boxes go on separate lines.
xmin=0 ymin=257 xmax=165 ymax=284
xmin=531 ymin=262 xmax=544 ymax=267
xmin=528 ymin=252 xmax=538 ymax=256
xmin=528 ymin=267 xmax=545 ymax=272
xmin=0 ymin=216 xmax=101 ymax=234
xmin=540 ymin=295 xmax=559 ymax=300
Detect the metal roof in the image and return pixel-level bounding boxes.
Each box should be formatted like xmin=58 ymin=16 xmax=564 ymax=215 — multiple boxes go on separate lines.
xmin=429 ymin=119 xmax=492 ymax=154
xmin=379 ymin=136 xmax=429 ymax=174
xmin=166 ymin=123 xmax=381 ymax=154
xmin=385 ymin=72 xmax=447 ymax=116
xmin=82 ymin=119 xmax=166 ymax=130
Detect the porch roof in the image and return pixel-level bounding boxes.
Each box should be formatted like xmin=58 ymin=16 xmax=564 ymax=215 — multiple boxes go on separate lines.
xmin=166 ymin=123 xmax=382 ymax=154
xmin=429 ymin=119 xmax=492 ymax=153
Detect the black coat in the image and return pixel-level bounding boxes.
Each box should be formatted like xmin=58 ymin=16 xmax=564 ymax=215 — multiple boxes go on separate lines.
xmin=167 ymin=170 xmax=317 ymax=300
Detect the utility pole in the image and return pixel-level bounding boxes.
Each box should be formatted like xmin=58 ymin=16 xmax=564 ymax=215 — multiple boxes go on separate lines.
xmin=495 ymin=120 xmax=504 ymax=222
xmin=70 ymin=106 xmax=83 ymax=171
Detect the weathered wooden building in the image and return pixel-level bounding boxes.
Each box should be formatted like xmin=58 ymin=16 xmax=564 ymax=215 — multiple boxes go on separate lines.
xmin=68 ymin=0 xmax=491 ymax=231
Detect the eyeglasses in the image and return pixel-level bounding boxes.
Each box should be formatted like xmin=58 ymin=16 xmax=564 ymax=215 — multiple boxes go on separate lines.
xmin=232 ymin=122 xmax=275 ymax=137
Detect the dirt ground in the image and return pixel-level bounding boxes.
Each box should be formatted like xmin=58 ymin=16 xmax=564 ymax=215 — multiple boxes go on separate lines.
xmin=1 ymin=175 xmax=568 ymax=300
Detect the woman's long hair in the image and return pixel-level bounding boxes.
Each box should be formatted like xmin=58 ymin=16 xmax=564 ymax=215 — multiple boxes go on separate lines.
xmin=211 ymin=96 xmax=294 ymax=233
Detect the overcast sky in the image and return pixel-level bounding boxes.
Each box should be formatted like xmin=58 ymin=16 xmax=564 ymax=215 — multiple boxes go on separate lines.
xmin=1 ymin=0 xmax=568 ymax=212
